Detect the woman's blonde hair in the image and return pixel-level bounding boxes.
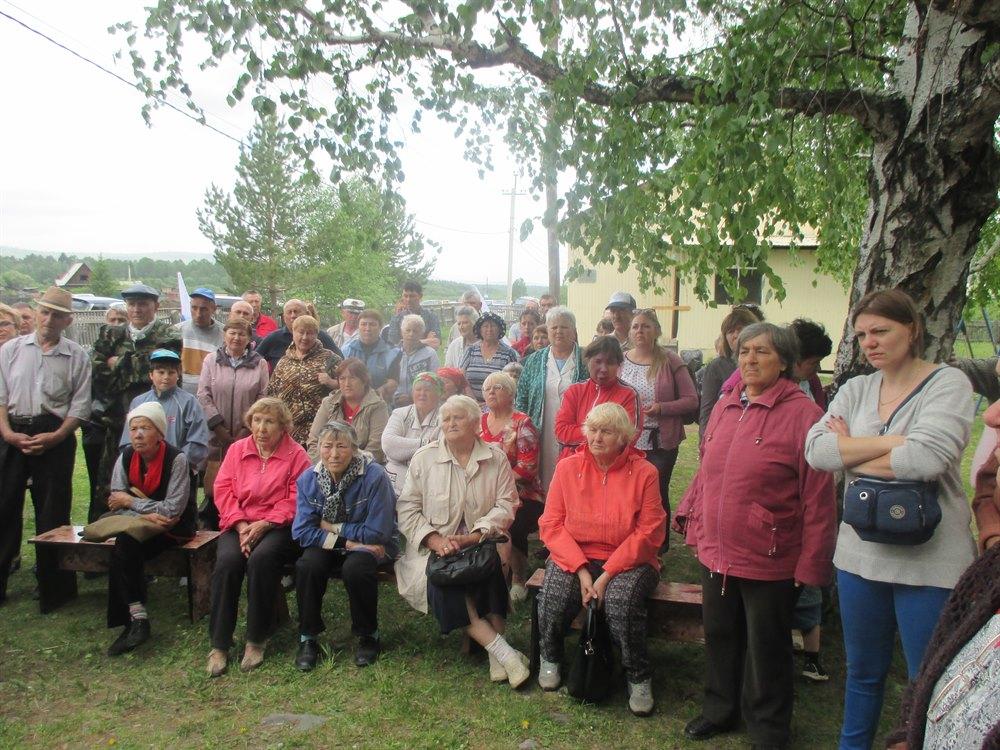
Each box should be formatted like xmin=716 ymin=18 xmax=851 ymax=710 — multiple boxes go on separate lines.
xmin=292 ymin=315 xmax=319 ymax=333
xmin=440 ymin=394 xmax=482 ymax=428
xmin=482 ymin=371 xmax=517 ymax=397
xmin=583 ymin=402 xmax=636 ymax=447
xmin=244 ymin=397 xmax=293 ymax=431
xmin=631 ymin=309 xmax=668 ymax=381
xmin=0 ymin=304 xmax=17 ymax=326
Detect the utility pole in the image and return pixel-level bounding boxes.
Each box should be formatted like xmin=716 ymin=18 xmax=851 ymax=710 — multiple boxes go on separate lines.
xmin=502 ymin=175 xmax=526 ymax=304
xmin=543 ymin=0 xmax=561 ymax=300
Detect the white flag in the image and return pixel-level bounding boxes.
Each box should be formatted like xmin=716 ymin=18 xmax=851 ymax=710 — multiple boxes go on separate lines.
xmin=177 ymin=272 xmax=191 ymax=322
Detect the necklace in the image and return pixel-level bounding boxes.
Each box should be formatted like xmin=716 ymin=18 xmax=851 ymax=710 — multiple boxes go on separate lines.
xmin=878 ymin=368 xmax=922 ymax=406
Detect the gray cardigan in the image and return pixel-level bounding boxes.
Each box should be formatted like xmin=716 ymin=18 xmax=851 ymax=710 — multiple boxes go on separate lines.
xmin=804 ymin=366 xmax=977 ymax=589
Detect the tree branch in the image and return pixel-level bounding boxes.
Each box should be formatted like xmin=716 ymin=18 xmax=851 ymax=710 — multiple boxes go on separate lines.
xmin=971 ymin=235 xmax=1000 ymax=273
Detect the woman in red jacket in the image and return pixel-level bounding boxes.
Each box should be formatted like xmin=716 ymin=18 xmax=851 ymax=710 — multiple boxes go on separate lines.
xmin=537 ymin=402 xmax=666 ymax=717
xmin=675 ymin=322 xmax=836 ymax=748
xmin=206 ymin=397 xmax=312 ymax=677
xmin=554 ymin=335 xmax=641 ymax=460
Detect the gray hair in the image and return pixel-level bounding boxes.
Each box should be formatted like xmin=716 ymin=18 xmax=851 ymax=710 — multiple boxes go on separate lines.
xmin=482 ymin=371 xmax=517 ymax=397
xmin=545 ymin=305 xmax=576 ymax=329
xmin=317 ymin=420 xmax=359 ymax=448
xmin=401 ymin=313 xmax=426 ymax=336
xmin=461 ymin=290 xmax=483 ymax=305
xmin=736 ymin=322 xmax=799 ymax=379
xmin=454 ymin=305 xmax=480 ymax=321
xmin=440 ymin=394 xmax=483 ymax=427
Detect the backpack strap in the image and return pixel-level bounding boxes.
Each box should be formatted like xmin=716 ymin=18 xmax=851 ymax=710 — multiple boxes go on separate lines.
xmin=878 ymin=366 xmax=946 ymax=435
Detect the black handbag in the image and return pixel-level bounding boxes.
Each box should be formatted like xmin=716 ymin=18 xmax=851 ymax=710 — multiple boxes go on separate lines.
xmin=842 ymin=368 xmax=944 ymax=546
xmin=426 ymin=535 xmax=506 ymax=587
xmin=566 ymin=600 xmax=615 ymax=703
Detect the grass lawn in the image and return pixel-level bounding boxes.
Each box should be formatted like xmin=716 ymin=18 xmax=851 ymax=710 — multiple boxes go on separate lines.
xmin=2 ymin=408 xmax=985 ymax=749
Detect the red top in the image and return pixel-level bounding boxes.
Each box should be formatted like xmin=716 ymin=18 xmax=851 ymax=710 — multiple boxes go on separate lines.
xmin=511 ymin=337 xmax=532 ymax=357
xmin=554 ymin=378 xmax=642 ymax=460
xmin=540 ymin=444 xmax=665 ymax=577
xmin=480 ymin=411 xmax=544 ymax=504
xmin=342 ymin=400 xmax=358 ymax=423
xmin=212 ymin=432 xmax=311 ymax=531
xmin=254 ymin=314 xmax=279 ymax=338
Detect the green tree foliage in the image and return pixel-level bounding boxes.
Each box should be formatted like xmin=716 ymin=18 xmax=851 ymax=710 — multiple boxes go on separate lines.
xmin=87 ymin=259 xmax=119 ymax=297
xmin=198 ymin=116 xmax=306 ymax=309
xmin=511 ymin=278 xmax=528 ymax=300
xmin=118 ymin=0 xmax=1000 ymax=371
xmin=0 ymin=270 xmax=35 ymax=291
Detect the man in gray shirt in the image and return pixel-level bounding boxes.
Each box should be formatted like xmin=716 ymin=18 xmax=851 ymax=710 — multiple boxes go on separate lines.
xmin=0 ymin=287 xmax=91 ymax=604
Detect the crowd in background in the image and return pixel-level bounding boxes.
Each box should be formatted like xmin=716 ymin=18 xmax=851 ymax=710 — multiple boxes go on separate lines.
xmin=0 ymin=279 xmax=997 ymax=750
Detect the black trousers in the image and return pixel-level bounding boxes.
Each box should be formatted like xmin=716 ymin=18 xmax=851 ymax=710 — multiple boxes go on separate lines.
xmin=0 ymin=415 xmax=76 ymax=600
xmin=644 ymin=447 xmax=677 ymax=552
xmin=296 ymin=547 xmax=379 ymax=638
xmin=107 ymin=532 xmax=179 ymax=628
xmin=209 ymin=526 xmax=300 ymax=649
xmin=81 ymin=421 xmax=108 ymax=523
xmin=700 ymin=565 xmax=799 ymax=746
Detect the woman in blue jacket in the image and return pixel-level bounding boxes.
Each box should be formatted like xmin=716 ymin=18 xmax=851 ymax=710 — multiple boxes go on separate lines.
xmin=292 ymin=420 xmax=399 ymax=671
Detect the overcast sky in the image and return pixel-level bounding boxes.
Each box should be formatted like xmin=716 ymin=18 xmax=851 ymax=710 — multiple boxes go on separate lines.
xmin=0 ymin=1 xmax=560 ymax=285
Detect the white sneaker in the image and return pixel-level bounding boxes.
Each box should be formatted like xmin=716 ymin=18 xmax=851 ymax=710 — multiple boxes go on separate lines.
xmin=627 ymin=679 xmax=654 ymax=716
xmin=510 ymin=583 xmax=528 ymax=604
xmin=500 ymin=651 xmax=530 ymax=689
xmin=538 ymin=659 xmax=561 ymax=691
xmin=488 ymin=652 xmax=508 ymax=682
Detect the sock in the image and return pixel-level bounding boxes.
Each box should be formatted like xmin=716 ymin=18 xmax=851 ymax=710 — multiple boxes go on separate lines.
xmin=485 ymin=634 xmax=516 ymax=663
xmin=804 ymin=650 xmax=819 ymax=662
xmin=300 ymin=634 xmax=315 ymax=643
xmin=128 ymin=602 xmax=148 ymax=621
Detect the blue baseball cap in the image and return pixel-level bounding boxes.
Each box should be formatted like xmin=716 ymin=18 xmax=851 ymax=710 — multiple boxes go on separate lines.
xmin=149 ymin=349 xmax=181 ymax=363
xmin=190 ymin=287 xmax=216 ymax=302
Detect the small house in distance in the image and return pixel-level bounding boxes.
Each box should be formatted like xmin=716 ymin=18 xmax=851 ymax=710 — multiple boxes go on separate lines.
xmin=566 ymin=226 xmax=850 ymax=372
xmin=54 ymin=262 xmax=92 ymax=289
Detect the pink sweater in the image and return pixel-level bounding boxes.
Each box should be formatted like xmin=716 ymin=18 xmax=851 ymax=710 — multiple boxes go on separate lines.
xmin=213 ymin=433 xmax=311 ymax=531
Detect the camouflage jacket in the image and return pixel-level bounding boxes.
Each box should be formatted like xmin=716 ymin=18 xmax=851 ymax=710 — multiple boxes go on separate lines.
xmin=90 ymin=320 xmax=182 ymax=425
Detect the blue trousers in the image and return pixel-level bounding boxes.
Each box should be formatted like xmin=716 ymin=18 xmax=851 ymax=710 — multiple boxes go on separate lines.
xmin=837 ymin=568 xmax=951 ymax=750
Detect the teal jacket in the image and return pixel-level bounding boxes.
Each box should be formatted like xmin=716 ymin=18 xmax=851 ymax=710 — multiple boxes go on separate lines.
xmin=515 ymin=345 xmax=587 ymax=429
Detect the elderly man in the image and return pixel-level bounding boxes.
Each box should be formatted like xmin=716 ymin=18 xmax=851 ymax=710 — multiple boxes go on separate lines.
xmin=241 ymin=290 xmax=279 ymax=339
xmin=387 ymin=280 xmax=441 ymax=348
xmin=90 ymin=284 xmax=182 ymax=521
xmin=539 ymin=293 xmax=557 ymax=316
xmin=605 ymin=291 xmax=637 ymax=350
xmin=447 ymin=290 xmax=484 ymax=343
xmin=0 ymin=287 xmax=91 ymax=603
xmin=12 ymin=303 xmax=35 ymax=335
xmin=326 ymin=298 xmax=364 ymax=349
xmin=178 ymin=288 xmax=224 ymax=395
xmin=256 ymin=298 xmax=342 ymax=371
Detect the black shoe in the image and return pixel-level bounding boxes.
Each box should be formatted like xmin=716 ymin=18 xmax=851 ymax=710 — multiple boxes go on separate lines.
xmin=107 ymin=618 xmax=151 ymax=656
xmin=684 ymin=716 xmax=734 ymax=741
xmin=295 ymin=639 xmax=321 ymax=672
xmin=354 ymin=635 xmax=381 ymax=667
xmin=802 ymin=657 xmax=829 ymax=682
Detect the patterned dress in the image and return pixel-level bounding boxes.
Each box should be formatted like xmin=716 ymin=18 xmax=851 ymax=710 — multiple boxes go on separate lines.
xmin=266 ymin=342 xmax=336 ymax=447
xmin=480 ymin=411 xmax=544 ymax=506
xmin=462 ymin=341 xmax=519 ymax=401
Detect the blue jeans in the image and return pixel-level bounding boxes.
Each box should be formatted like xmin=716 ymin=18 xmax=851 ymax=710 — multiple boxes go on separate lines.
xmin=837 ymin=569 xmax=951 ymax=750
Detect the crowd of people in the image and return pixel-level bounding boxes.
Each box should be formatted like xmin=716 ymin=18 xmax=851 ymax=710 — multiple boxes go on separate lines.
xmin=0 ymin=280 xmax=997 ymax=750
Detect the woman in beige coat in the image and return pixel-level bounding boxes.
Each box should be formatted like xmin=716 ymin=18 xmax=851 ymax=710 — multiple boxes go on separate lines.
xmin=395 ymin=395 xmax=528 ymax=688
xmin=306 ymin=358 xmax=389 ymax=464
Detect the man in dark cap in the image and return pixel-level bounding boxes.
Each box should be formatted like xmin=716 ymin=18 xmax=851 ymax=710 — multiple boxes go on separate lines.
xmin=90 ymin=284 xmax=182 ymax=521
xmin=178 ymin=287 xmax=223 ymax=395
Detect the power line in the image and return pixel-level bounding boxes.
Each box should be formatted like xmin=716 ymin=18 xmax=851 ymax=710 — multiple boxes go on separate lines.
xmin=0 ymin=8 xmax=245 ymax=147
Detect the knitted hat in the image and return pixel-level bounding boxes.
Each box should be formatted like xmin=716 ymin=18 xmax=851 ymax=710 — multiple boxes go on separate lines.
xmin=127 ymin=401 xmax=167 ymax=437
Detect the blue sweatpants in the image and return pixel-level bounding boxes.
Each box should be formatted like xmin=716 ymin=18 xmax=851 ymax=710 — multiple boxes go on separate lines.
xmin=836 ymin=568 xmax=951 ymax=750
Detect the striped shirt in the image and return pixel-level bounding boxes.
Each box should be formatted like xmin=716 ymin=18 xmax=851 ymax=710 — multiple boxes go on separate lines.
xmin=178 ymin=320 xmax=224 ymax=395
xmin=461 ymin=341 xmax=519 ymax=401
xmin=0 ymin=333 xmax=91 ymax=420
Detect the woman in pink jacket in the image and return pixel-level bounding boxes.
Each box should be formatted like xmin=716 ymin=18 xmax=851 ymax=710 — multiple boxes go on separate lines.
xmin=675 ymin=322 xmax=836 ymax=748
xmin=205 ymin=397 xmax=311 ymax=677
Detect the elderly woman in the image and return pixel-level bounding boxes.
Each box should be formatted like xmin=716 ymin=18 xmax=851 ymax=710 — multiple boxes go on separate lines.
xmin=382 ymin=372 xmax=443 ymax=494
xmin=555 ymin=336 xmax=641 ymax=461
xmin=444 ymin=305 xmax=480 ymax=368
xmin=437 ymin=367 xmax=472 ymax=399
xmin=292 ymin=421 xmax=399 ymax=670
xmin=102 ymin=402 xmax=195 ymax=656
xmin=805 ymin=290 xmax=976 ymax=750
xmin=0 ymin=304 xmax=19 ymax=347
xmin=516 ymin=306 xmax=588 ymax=490
xmin=266 ymin=315 xmax=338 ymax=447
xmin=698 ymin=305 xmax=764 ymax=441
xmin=461 ymin=312 xmax=519 ymax=402
xmin=480 ymin=372 xmax=543 ymax=602
xmin=677 ymin=322 xmax=836 ymax=748
xmin=393 ymin=313 xmax=440 ymax=408
xmin=511 ymin=310 xmax=542 ymax=357
xmin=197 ymin=318 xmax=269 ymax=528
xmin=619 ymin=309 xmax=698 ymax=525
xmin=538 ymin=403 xmax=666 ymax=715
xmin=307 ymin=358 xmax=389 ymax=464
xmin=206 ymin=397 xmax=311 ymax=677
xmin=525 ymin=324 xmax=549 ymax=360
xmin=395 ymin=395 xmax=528 ymax=688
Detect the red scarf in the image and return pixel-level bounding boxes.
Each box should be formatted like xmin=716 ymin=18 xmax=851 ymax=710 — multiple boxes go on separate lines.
xmin=129 ymin=441 xmax=167 ymax=498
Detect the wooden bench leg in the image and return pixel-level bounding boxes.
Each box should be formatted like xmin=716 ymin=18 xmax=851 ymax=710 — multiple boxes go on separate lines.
xmin=187 ymin=546 xmax=215 ymax=622
xmin=36 ymin=547 xmax=77 ymax=614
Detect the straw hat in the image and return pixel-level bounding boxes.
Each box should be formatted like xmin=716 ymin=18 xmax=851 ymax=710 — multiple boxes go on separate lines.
xmin=35 ymin=287 xmax=74 ymax=314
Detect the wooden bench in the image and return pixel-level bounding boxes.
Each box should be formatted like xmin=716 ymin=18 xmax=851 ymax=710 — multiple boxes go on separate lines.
xmin=525 ymin=568 xmax=704 ymax=671
xmin=272 ymin=561 xmax=397 ymax=626
xmin=28 ymin=525 xmax=220 ymax=622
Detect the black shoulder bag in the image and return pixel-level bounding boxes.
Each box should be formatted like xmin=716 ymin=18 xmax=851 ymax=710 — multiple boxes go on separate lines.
xmin=566 ymin=600 xmax=615 ymax=703
xmin=842 ymin=368 xmax=945 ymax=546
xmin=426 ymin=535 xmax=507 ymax=587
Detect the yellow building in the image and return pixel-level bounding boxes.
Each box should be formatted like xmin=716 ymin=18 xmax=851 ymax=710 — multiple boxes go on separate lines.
xmin=566 ymin=233 xmax=851 ymax=371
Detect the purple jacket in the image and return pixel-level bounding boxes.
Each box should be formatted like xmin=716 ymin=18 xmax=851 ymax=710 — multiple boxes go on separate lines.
xmin=197 ymin=347 xmax=270 ymax=456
